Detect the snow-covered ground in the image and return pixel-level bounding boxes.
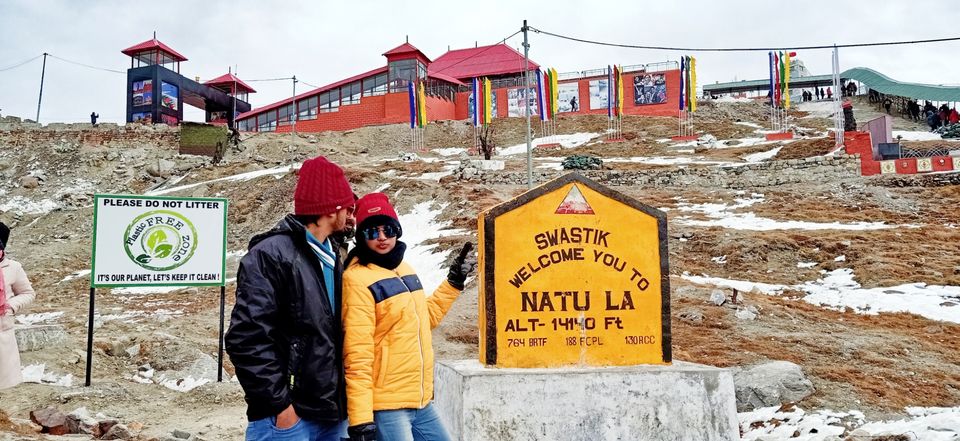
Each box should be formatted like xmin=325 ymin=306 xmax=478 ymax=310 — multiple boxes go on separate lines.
xmin=743 ymin=146 xmax=783 ymax=162
xmin=740 ymin=405 xmax=960 ymax=441
xmin=433 ymin=147 xmax=468 ymax=157
xmin=148 ymin=163 xmax=298 ymax=196
xmin=397 ymin=202 xmax=468 ymax=292
xmin=533 ymin=155 xmax=736 ymax=170
xmin=496 ymin=133 xmax=600 ymax=156
xmin=673 ymin=196 xmax=915 ymax=231
xmin=893 ymin=130 xmax=944 ymax=141
xmin=681 ymin=267 xmax=960 ymax=324
xmin=796 ymin=101 xmax=837 ymax=118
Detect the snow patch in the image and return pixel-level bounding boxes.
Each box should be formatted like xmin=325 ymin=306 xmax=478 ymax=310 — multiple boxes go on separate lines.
xmin=148 ymin=164 xmax=297 ymax=196
xmin=682 ymin=268 xmax=960 ymax=323
xmin=60 ymin=269 xmax=91 ymax=282
xmin=496 ymin=133 xmax=600 ymax=156
xmin=740 ymin=405 xmax=960 ymax=441
xmin=743 ymin=146 xmax=783 ymax=162
xmin=675 ymin=196 xmax=914 ymax=231
xmin=21 ymin=364 xmax=74 ymax=387
xmin=433 ymin=147 xmax=467 ymax=156
xmin=111 ymin=286 xmax=185 ymax=295
xmin=0 ymin=196 xmax=59 ymax=215
xmin=397 ymin=202 xmax=468 ymax=292
xmin=893 ymin=130 xmax=944 ymax=141
xmin=15 ymin=311 xmax=64 ymax=325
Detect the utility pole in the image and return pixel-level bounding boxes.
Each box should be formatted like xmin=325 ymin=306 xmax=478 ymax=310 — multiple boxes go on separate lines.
xmin=522 ymin=20 xmax=532 ymax=189
xmin=291 ymin=76 xmax=298 ymax=138
xmin=36 ymin=53 xmax=48 ymax=123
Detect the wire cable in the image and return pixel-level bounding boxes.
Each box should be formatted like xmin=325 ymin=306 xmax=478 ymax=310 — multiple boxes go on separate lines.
xmin=529 ymin=26 xmax=960 ymax=52
xmin=0 ymin=54 xmax=43 ymax=72
xmin=245 ymin=77 xmax=294 ymax=82
xmin=47 ymin=54 xmax=125 ymax=73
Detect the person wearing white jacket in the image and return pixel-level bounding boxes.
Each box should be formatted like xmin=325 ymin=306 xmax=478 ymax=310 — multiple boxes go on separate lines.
xmin=0 ymin=222 xmax=36 ymax=390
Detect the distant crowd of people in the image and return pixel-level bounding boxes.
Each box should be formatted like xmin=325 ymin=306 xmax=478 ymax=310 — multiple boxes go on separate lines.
xmin=864 ymin=86 xmax=959 ymax=131
xmin=917 ymin=101 xmax=960 ymax=130
xmin=800 ymin=87 xmax=834 ymax=102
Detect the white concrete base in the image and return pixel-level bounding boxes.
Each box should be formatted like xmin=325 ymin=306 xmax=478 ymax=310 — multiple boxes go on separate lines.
xmin=434 ymin=360 xmax=739 ymax=441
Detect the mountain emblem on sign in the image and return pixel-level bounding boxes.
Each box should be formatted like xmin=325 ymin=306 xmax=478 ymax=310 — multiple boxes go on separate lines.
xmin=555 ymin=184 xmax=595 ymax=214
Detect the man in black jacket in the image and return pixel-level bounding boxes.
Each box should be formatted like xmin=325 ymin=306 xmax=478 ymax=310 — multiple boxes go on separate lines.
xmin=226 ymin=156 xmax=356 ymax=440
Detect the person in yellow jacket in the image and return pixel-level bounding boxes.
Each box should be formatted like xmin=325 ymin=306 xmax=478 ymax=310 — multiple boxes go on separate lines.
xmin=342 ymin=193 xmax=475 ymax=441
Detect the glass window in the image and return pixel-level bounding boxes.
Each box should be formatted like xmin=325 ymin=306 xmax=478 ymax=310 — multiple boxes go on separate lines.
xmin=341 ymin=81 xmax=361 ymax=105
xmin=319 ymin=90 xmax=340 ymax=112
xmin=257 ymin=111 xmax=277 ymax=132
xmin=256 ymin=113 xmax=268 ymax=132
xmin=389 ymin=59 xmax=417 ymax=93
xmin=298 ymin=96 xmax=318 ymax=120
xmin=418 ymin=62 xmax=427 ymax=80
xmin=238 ymin=118 xmax=254 ymax=132
xmin=363 ymin=73 xmax=388 ymax=96
xmin=278 ymin=104 xmax=294 ymax=124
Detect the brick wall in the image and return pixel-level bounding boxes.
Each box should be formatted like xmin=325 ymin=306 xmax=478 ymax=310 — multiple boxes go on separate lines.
xmin=844 ymin=130 xmax=957 ymax=176
xmin=0 ymin=122 xmax=179 ymax=150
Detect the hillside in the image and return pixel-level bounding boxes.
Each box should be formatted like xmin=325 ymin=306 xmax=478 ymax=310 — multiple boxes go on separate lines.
xmin=0 ymin=98 xmax=958 ymax=440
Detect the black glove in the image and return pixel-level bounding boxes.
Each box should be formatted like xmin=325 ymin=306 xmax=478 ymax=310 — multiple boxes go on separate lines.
xmin=447 ymin=242 xmax=477 ymax=290
xmin=348 ymin=423 xmax=376 ymax=441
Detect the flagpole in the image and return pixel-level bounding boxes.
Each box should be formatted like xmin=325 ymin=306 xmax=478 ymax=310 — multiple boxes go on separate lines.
xmin=522 ymin=19 xmax=533 ymax=189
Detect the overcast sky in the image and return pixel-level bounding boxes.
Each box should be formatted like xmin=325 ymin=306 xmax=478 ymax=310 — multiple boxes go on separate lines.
xmin=1 ymin=0 xmax=958 ymax=124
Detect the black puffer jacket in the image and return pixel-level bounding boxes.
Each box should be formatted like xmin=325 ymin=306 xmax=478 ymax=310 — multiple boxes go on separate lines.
xmin=225 ymin=215 xmax=346 ymax=422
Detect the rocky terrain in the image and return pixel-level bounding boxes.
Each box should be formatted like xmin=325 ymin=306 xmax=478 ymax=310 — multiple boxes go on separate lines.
xmin=0 ymin=97 xmax=958 ymax=440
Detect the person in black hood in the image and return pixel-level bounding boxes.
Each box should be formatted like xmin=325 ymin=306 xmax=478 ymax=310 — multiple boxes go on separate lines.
xmin=226 ymin=156 xmax=356 ymax=441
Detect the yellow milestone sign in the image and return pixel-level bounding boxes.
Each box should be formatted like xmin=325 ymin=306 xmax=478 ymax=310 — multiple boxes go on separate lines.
xmin=479 ymin=173 xmax=671 ymax=368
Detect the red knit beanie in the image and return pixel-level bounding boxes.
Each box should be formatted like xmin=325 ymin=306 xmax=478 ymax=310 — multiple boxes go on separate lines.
xmin=294 ymin=156 xmax=354 ymax=215
xmin=355 ymin=193 xmax=400 ymax=233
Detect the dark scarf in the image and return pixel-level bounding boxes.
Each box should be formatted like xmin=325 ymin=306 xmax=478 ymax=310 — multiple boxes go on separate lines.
xmin=347 ymin=240 xmax=407 ymax=270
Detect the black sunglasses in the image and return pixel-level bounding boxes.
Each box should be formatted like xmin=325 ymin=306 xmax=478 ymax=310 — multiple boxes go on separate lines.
xmin=361 ymin=224 xmax=399 ymax=241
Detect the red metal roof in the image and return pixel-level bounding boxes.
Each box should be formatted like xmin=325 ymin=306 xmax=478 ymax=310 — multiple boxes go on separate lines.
xmin=427 ymin=71 xmax=465 ymax=86
xmin=205 ymin=73 xmax=257 ymax=94
xmin=383 ymin=42 xmax=431 ymax=62
xmin=430 ymin=43 xmax=538 ymax=80
xmin=121 ymin=38 xmax=188 ymax=62
xmin=237 ymin=66 xmax=388 ymax=120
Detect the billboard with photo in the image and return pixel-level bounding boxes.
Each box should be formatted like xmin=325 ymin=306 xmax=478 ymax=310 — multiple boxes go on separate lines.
xmin=589 ymin=79 xmax=608 ymax=110
xmin=557 ymin=83 xmax=580 ymax=113
xmin=132 ymin=112 xmax=153 ymax=124
xmin=161 ymin=81 xmax=179 ymax=111
xmin=160 ymin=114 xmax=179 ymax=126
xmin=132 ymin=80 xmax=153 ymax=106
xmin=468 ymin=92 xmax=498 ymax=119
xmin=633 ymin=73 xmax=668 ymax=105
xmin=507 ymin=87 xmax=539 ymax=117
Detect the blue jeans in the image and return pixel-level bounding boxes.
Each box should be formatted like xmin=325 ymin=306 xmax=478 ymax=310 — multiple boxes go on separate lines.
xmin=374 ymin=403 xmax=452 ymax=441
xmin=246 ymin=416 xmax=347 ymax=441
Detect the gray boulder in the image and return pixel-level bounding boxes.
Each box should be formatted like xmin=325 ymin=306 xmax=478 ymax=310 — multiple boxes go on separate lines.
xmin=732 ymin=361 xmax=814 ymax=411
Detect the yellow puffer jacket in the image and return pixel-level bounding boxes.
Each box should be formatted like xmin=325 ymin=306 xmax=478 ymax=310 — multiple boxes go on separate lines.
xmin=342 ymin=259 xmax=460 ymax=426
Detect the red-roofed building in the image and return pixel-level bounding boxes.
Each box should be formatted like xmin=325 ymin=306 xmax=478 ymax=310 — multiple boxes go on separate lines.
xmin=430 ymin=44 xmax=538 ymax=81
xmin=123 ymin=35 xmax=252 ymax=128
xmin=236 ymin=41 xmax=681 ymax=133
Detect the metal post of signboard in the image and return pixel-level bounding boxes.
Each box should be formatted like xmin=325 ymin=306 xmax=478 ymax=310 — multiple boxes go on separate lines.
xmin=85 ymin=287 xmax=95 ymax=387
xmin=218 ymin=285 xmax=226 ymax=382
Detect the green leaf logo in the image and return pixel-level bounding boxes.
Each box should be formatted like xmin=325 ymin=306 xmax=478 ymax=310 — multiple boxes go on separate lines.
xmin=153 ymin=244 xmax=174 ymax=259
xmin=147 ymin=230 xmax=168 ymax=253
xmin=135 ymin=254 xmax=152 ymax=264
